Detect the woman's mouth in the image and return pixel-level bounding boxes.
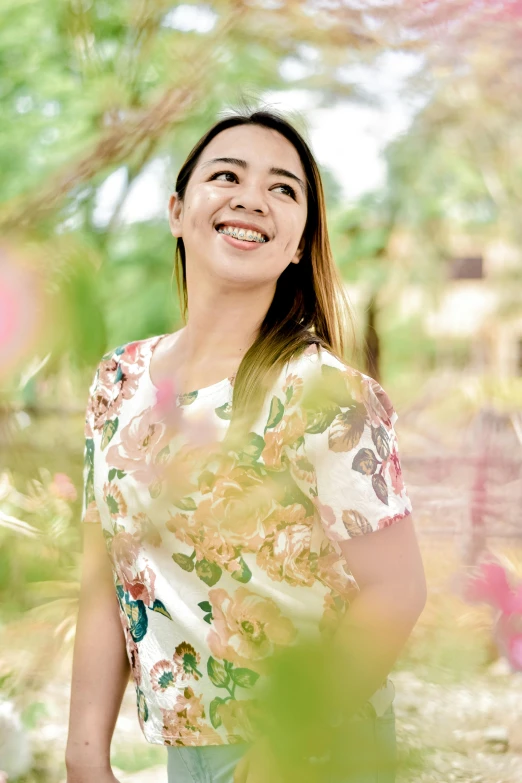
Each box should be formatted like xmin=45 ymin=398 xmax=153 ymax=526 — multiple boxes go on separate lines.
xmin=216 ymin=224 xmax=268 ymax=244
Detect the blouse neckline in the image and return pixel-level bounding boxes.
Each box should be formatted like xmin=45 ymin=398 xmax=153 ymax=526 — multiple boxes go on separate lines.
xmin=144 ymin=332 xmax=234 ymax=400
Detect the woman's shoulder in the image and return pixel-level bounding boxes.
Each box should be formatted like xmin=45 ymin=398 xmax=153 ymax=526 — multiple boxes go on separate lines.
xmin=85 ymin=334 xmax=161 ymax=435
xmin=284 ymin=344 xmax=398 ymax=429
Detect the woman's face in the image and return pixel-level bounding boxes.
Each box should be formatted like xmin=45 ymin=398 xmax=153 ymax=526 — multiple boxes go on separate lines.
xmin=169 ymin=124 xmax=308 ymax=289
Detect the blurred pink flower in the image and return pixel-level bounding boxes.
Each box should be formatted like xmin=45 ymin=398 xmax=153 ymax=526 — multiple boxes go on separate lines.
xmin=49 ymin=472 xmax=77 ymax=502
xmin=508 ymin=634 xmax=522 ymax=671
xmin=154 ymin=377 xmax=183 ymax=432
xmin=0 ymin=248 xmax=45 ymax=380
xmin=463 ymin=559 xmax=514 ymax=613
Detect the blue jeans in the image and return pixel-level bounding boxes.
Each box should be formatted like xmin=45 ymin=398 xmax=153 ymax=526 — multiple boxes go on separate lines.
xmin=167 ymin=706 xmax=396 ymax=782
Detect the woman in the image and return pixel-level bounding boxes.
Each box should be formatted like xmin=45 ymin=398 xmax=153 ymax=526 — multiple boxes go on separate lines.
xmin=66 ymin=108 xmax=426 ymax=783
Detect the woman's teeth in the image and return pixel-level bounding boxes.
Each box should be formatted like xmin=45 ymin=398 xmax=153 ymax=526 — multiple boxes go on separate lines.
xmin=217 ymin=226 xmax=267 ymax=243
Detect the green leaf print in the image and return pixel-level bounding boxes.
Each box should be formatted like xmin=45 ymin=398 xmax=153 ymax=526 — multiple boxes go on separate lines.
xmin=272 ymin=469 xmax=315 ymax=516
xmin=84 ymin=468 xmax=95 ymax=508
xmin=321 ymin=364 xmax=356 ymax=407
xmin=101 ymin=418 xmax=119 ymax=450
xmin=198 ymin=471 xmax=216 ymax=493
xmin=172 ymin=553 xmax=195 ymax=572
xmin=136 ymin=688 xmax=149 ymax=723
xmin=84 ymin=438 xmax=95 ymax=469
xmin=372 ymin=474 xmax=389 ymax=505
xmin=175 ymin=496 xmax=197 ymax=511
xmin=198 ymin=601 xmax=213 ymax=613
xmin=328 ymin=407 xmax=366 ymax=452
xmin=151 ymin=599 xmax=173 ymax=620
xmin=108 ymin=468 xmax=117 ymax=481
xmin=84 ymin=439 xmax=95 ymax=506
xmin=265 ymin=396 xmax=284 ymax=430
xmin=203 ymin=613 xmax=213 ymax=624
xmin=116 ymin=586 xmax=148 ymax=643
xmin=371 ymin=425 xmax=391 ymax=460
xmin=230 ymin=667 xmax=259 ymax=689
xmin=148 ymin=478 xmax=162 ymax=499
xmin=179 ymin=391 xmax=198 ymax=406
xmin=231 ymin=557 xmax=252 ymax=584
xmin=209 ymin=696 xmax=226 ymax=728
xmin=304 ymin=403 xmax=340 ymax=435
xmin=215 ymin=402 xmax=233 ymax=420
xmin=207 ymin=657 xmax=230 ymax=688
xmin=342 ymin=509 xmax=373 ymax=537
xmin=352 ymin=448 xmax=379 ymax=476
xmin=240 ymin=432 xmax=266 ymax=463
xmin=195 ymin=559 xmax=222 ymax=587
xmin=154 ymin=445 xmax=170 ymax=465
xmin=102 ymin=529 xmax=113 ymax=546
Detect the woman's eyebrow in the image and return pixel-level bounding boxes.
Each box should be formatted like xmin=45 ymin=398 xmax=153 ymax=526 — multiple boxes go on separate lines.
xmin=201 ymin=156 xmax=305 ymax=194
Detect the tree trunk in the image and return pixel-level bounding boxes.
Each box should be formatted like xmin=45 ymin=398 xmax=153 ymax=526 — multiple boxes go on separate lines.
xmin=365 ymin=294 xmax=380 ymax=382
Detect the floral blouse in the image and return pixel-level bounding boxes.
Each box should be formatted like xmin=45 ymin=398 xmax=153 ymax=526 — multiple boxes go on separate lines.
xmin=81 ymin=332 xmax=413 ymax=747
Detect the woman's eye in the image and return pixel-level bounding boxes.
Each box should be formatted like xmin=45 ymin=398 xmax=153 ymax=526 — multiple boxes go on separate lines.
xmin=210 ymin=171 xmax=237 ymax=183
xmin=209 ymin=171 xmax=296 ymax=199
xmin=274 ymin=184 xmax=296 ymax=199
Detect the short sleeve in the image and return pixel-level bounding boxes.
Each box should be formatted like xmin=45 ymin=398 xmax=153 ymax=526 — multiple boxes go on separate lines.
xmin=302 ymin=352 xmax=412 ymax=544
xmin=81 ymin=365 xmax=102 ymax=524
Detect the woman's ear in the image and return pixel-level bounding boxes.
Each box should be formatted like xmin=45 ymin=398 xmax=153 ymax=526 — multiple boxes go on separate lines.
xmin=168 ymin=193 xmax=183 ymax=238
xmin=291 ymin=234 xmax=306 ymax=265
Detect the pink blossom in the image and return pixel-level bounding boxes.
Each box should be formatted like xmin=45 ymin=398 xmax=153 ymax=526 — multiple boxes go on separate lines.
xmin=49 ymin=472 xmax=77 ymax=502
xmin=463 ymin=559 xmax=514 ymax=613
xmin=508 ymin=634 xmax=522 ymax=671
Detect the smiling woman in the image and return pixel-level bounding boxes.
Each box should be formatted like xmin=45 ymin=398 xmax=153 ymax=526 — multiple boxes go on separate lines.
xmin=66 ymin=108 xmax=426 ymax=783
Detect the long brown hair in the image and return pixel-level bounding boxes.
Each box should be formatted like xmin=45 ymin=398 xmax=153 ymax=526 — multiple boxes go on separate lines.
xmin=173 ymin=107 xmax=355 ymax=432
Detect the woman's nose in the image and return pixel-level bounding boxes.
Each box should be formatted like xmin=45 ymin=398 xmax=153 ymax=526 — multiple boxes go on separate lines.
xmin=230 ymin=183 xmax=268 ymax=214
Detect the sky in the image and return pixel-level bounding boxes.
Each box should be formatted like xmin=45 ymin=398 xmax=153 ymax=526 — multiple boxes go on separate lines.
xmin=93 ymin=8 xmax=425 ymax=227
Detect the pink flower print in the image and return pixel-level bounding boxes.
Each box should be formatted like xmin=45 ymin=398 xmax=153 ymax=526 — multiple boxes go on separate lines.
xmin=217 ymin=699 xmax=258 ymax=743
xmin=360 ymin=376 xmax=395 ymax=428
xmin=150 ymin=660 xmax=177 ymax=692
xmin=113 ymin=341 xmax=147 ymax=402
xmin=256 ymin=522 xmax=314 ymax=587
xmin=262 ymin=410 xmax=306 ymax=468
xmin=291 ymin=455 xmax=316 ymax=484
xmin=193 ymin=465 xmax=272 ymax=550
xmin=167 ymin=510 xmax=241 ymax=573
xmin=132 ymin=512 xmax=162 ymax=547
xmin=161 ymin=687 xmax=209 ymax=742
xmin=312 ymin=497 xmax=345 ymax=542
xmin=314 ymin=548 xmax=358 ymax=599
xmin=207 ymin=587 xmax=297 ymax=672
xmin=123 ymin=624 xmax=141 ymax=686
xmin=49 ymin=472 xmax=77 ymax=502
xmin=320 ymin=592 xmax=339 ymax=634
xmin=387 ymin=449 xmax=405 ymax=495
xmin=83 ymin=499 xmax=101 ymax=524
xmin=110 ymin=531 xmax=156 ymax=604
xmin=111 ymin=531 xmax=140 ymax=578
xmin=103 ymin=481 xmax=128 ymax=519
xmin=377 ymin=511 xmax=410 ymax=530
xmin=106 ymin=406 xmax=172 ymax=485
xmin=173 ymin=642 xmax=203 ymax=681
xmin=129 ymin=564 xmax=156 ymax=605
xmin=282 ymin=373 xmax=304 ymax=406
xmin=256 ymin=504 xmax=314 ymax=586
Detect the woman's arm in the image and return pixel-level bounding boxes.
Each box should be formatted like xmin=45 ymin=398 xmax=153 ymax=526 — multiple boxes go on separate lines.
xmin=332 ymin=514 xmax=426 ymax=715
xmin=66 ymin=523 xmax=130 ymax=782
